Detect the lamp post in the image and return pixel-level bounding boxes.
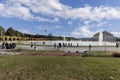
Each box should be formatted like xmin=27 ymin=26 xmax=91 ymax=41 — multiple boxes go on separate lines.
xmin=44 ymin=30 xmax=47 ymax=41
xmin=44 ymin=30 xmax=47 ymax=47
xmin=104 ymin=37 xmax=107 ymax=52
xmin=104 ymin=40 xmax=106 ymax=52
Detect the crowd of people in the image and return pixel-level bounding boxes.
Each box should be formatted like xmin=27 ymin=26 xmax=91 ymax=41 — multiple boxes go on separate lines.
xmin=54 ymin=43 xmax=74 ymax=49
xmin=53 ymin=43 xmax=93 ymax=51
xmin=1 ymin=42 xmax=16 ymax=49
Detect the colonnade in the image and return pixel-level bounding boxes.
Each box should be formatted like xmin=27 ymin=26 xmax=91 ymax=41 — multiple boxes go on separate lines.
xmin=1 ymin=36 xmax=32 ymax=41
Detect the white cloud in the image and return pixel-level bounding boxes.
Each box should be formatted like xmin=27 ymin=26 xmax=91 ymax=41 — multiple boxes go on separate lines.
xmin=54 ymin=26 xmax=61 ymax=29
xmin=0 ymin=2 xmax=33 ymax=20
xmin=19 ymin=29 xmax=30 ymax=34
xmin=0 ymin=0 xmax=120 ymax=22
xmin=68 ymin=21 xmax=73 ymax=25
xmin=0 ymin=0 xmax=61 ymax=22
xmin=112 ymin=32 xmax=120 ymax=37
xmin=0 ymin=3 xmax=5 ymax=11
xmin=34 ymin=25 xmax=61 ymax=31
xmin=83 ymin=20 xmax=91 ymax=25
xmin=97 ymin=21 xmax=107 ymax=27
xmin=68 ymin=5 xmax=120 ymax=21
xmin=71 ymin=20 xmax=105 ymax=37
xmin=53 ymin=17 xmax=59 ymax=22
xmin=0 ymin=0 xmax=120 ymax=37
xmin=72 ymin=25 xmax=95 ymax=37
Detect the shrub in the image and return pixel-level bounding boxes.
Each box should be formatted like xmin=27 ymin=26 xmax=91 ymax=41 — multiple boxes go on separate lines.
xmin=112 ymin=52 xmax=120 ymax=57
xmin=15 ymin=48 xmax=22 ymax=52
xmin=81 ymin=53 xmax=90 ymax=57
xmin=81 ymin=51 xmax=112 ymax=57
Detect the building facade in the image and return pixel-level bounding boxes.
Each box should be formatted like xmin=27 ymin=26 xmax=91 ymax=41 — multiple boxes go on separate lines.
xmin=92 ymin=31 xmax=116 ymax=41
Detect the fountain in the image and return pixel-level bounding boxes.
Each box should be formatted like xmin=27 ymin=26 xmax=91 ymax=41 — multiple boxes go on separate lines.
xmin=63 ymin=36 xmax=66 ymax=41
xmin=99 ymin=31 xmax=103 ymax=46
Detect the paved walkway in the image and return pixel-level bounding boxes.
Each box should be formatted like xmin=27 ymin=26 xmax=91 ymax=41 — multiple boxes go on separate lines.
xmin=17 ymin=45 xmax=120 ymax=52
xmin=0 ymin=45 xmax=119 ymax=55
xmin=0 ymin=49 xmax=20 ymax=54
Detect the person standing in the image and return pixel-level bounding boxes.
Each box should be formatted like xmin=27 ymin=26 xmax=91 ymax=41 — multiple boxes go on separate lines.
xmin=30 ymin=42 xmax=33 ymax=48
xmin=34 ymin=42 xmax=37 ymax=51
xmin=54 ymin=43 xmax=57 ymax=49
xmin=116 ymin=43 xmax=119 ymax=48
xmin=89 ymin=44 xmax=92 ymax=51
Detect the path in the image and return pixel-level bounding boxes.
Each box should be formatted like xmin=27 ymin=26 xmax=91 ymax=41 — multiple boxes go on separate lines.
xmin=17 ymin=45 xmax=120 ymax=52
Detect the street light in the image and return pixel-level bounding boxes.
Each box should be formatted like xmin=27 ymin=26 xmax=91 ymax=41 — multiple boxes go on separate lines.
xmin=104 ymin=37 xmax=107 ymax=52
xmin=44 ymin=29 xmax=47 ymax=41
xmin=104 ymin=40 xmax=106 ymax=52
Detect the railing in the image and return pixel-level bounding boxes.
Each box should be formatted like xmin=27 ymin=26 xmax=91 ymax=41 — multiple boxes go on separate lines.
xmin=23 ymin=41 xmax=117 ymax=46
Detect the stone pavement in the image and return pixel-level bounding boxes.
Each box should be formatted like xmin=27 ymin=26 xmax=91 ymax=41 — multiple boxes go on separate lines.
xmin=0 ymin=45 xmax=119 ymax=55
xmin=0 ymin=49 xmax=20 ymax=54
xmin=17 ymin=45 xmax=120 ymax=52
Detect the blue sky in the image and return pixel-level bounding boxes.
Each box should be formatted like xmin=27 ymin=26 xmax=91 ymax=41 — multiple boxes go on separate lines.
xmin=0 ymin=0 xmax=120 ymax=38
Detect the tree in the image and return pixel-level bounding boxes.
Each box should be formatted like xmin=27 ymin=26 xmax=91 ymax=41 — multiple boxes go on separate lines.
xmin=5 ymin=27 xmax=22 ymax=36
xmin=5 ymin=27 xmax=15 ymax=36
xmin=0 ymin=26 xmax=5 ymax=35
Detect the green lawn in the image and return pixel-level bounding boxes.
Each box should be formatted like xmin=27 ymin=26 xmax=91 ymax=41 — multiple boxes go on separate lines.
xmin=0 ymin=55 xmax=120 ymax=80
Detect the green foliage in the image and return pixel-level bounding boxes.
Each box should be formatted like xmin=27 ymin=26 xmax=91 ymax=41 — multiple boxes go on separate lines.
xmin=5 ymin=27 xmax=22 ymax=36
xmin=5 ymin=27 xmax=15 ymax=36
xmin=81 ymin=51 xmax=112 ymax=57
xmin=0 ymin=26 xmax=5 ymax=35
xmin=34 ymin=34 xmax=45 ymax=38
xmin=0 ymin=26 xmax=77 ymax=40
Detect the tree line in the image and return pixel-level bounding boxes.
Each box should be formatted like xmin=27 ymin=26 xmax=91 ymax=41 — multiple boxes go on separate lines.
xmin=0 ymin=26 xmax=76 ymax=40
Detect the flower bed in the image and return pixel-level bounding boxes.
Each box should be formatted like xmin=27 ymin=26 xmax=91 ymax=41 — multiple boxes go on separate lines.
xmin=20 ymin=52 xmax=80 ymax=57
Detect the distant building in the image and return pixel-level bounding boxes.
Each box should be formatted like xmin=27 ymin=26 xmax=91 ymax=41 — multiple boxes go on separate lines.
xmin=92 ymin=31 xmax=116 ymax=41
xmin=79 ymin=31 xmax=118 ymax=41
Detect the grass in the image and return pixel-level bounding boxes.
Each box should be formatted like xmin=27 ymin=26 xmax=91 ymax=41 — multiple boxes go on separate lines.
xmin=0 ymin=54 xmax=120 ymax=80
